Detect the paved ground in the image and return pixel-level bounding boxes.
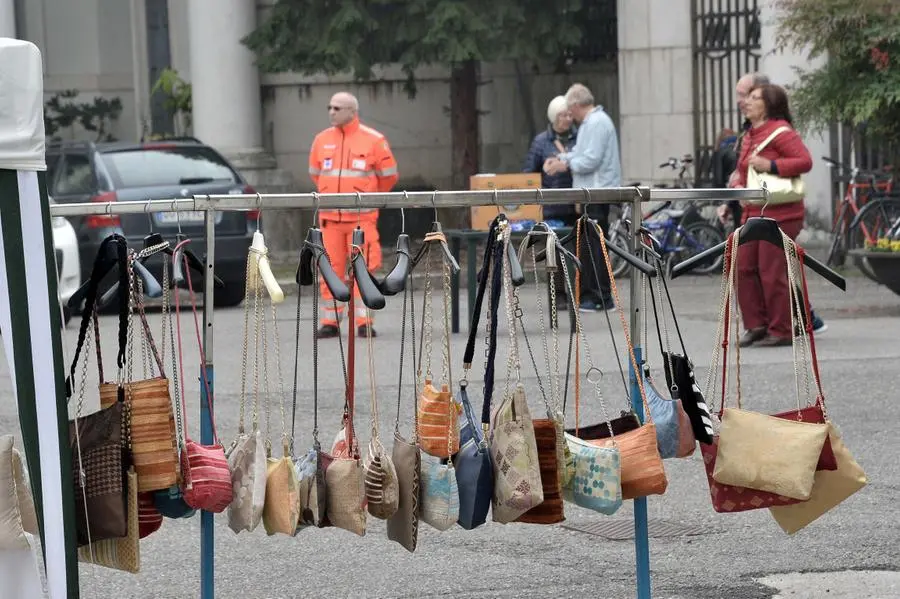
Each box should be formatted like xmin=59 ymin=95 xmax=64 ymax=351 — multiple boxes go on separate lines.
xmin=1 ymin=269 xmax=898 ymax=599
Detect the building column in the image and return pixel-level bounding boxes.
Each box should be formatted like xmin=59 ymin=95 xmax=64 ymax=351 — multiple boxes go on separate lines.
xmin=759 ymin=0 xmax=832 ymax=230
xmin=187 ymin=0 xmax=266 ymax=165
xmin=0 ymin=0 xmax=16 ymax=38
xmin=616 ymin=0 xmax=694 ymax=188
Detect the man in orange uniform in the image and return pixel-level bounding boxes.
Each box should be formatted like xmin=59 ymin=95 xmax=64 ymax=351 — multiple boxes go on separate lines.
xmin=309 ymin=91 xmax=399 ymax=338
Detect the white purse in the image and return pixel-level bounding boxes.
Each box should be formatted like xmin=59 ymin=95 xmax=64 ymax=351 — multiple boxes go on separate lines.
xmin=746 ymin=126 xmax=805 ymax=205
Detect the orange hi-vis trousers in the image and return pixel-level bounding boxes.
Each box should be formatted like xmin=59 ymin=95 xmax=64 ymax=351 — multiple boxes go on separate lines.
xmin=319 ymin=215 xmax=382 ymax=327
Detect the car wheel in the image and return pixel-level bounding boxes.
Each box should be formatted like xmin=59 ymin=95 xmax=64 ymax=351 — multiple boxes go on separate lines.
xmin=213 ymin=280 xmax=246 ymax=308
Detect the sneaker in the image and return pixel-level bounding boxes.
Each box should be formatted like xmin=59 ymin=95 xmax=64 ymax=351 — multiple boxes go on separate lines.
xmin=579 ymin=301 xmax=601 ymax=313
xmin=579 ymin=297 xmax=616 ymax=313
xmin=317 ymin=324 xmax=340 ymax=338
xmin=811 ymin=314 xmax=828 ymax=335
xmin=357 ymin=325 xmax=377 ymax=338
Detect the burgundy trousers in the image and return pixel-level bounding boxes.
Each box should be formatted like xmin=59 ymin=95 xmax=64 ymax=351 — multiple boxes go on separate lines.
xmin=736 ymin=218 xmax=803 ymax=338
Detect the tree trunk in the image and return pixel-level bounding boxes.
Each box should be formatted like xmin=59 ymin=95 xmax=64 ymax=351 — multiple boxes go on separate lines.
xmin=448 ymin=60 xmax=479 ymax=228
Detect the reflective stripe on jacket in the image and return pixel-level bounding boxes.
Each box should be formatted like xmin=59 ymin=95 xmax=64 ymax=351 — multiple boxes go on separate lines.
xmin=309 ymin=116 xmax=399 ymax=221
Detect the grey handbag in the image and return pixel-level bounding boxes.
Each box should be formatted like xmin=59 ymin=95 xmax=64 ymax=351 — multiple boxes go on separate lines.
xmin=386 ymin=280 xmax=420 ymax=552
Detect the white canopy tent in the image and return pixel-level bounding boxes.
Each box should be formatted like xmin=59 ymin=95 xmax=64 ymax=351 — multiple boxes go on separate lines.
xmin=0 ymin=37 xmax=78 ymax=599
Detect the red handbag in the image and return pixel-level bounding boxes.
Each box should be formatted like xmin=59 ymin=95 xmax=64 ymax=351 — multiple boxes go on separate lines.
xmin=137 ymin=492 xmax=163 ymax=538
xmin=173 ymin=241 xmax=233 ymax=513
xmin=703 ymin=238 xmax=835 ymax=514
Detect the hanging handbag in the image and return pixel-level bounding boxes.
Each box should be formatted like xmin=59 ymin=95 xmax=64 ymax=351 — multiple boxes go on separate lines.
xmin=152 ymin=259 xmax=196 ymax=520
xmin=1 ymin=437 xmax=38 ymax=550
xmin=323 ymin=290 xmax=367 ymax=537
xmin=455 ymin=217 xmax=507 ymax=531
xmin=490 ymin=224 xmax=545 ymax=524
xmin=171 ymin=243 xmax=233 ymax=514
xmin=97 ymin=252 xmax=178 ymax=494
xmin=700 ymin=233 xmax=830 ymax=512
xmin=292 ymin=267 xmax=329 ymax=531
xmin=77 ymin=467 xmax=141 ymax=573
xmin=362 ymin=306 xmax=400 ymax=520
xmin=386 ymin=278 xmax=421 ymax=550
xmin=415 ymin=236 xmax=461 ymax=531
xmin=65 ymin=236 xmax=131 ymax=546
xmin=745 ymin=126 xmax=805 ymax=205
xmin=564 ymin=433 xmax=623 ymax=515
xmin=710 ymin=234 xmax=828 ymax=501
xmin=226 ymin=249 xmax=270 ymax=534
xmin=769 ymin=424 xmax=867 ymax=534
xmin=641 ymin=267 xmax=695 ymax=458
xmin=579 ymin=221 xmax=668 ymax=500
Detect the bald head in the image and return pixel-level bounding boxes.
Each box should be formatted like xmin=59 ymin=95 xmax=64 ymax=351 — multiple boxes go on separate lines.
xmin=328 ymin=92 xmax=359 ymax=127
xmin=736 ymin=73 xmax=770 ymax=115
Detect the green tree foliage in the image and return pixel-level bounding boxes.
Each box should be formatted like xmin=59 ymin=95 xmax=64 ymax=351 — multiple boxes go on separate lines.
xmin=44 ymin=90 xmax=123 ymax=142
xmin=243 ymin=0 xmax=611 ymax=193
xmin=775 ymin=0 xmax=900 ymax=141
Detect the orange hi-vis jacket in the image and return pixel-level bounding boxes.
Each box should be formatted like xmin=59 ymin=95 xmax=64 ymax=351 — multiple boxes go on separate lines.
xmin=309 ymin=116 xmax=399 ymax=222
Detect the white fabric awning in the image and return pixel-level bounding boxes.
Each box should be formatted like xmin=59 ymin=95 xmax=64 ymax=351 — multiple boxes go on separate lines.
xmin=0 ymin=38 xmax=46 ymax=171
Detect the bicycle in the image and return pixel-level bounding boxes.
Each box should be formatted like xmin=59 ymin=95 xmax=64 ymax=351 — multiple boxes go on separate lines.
xmin=607 ymin=199 xmax=724 ymax=278
xmin=823 ymin=156 xmax=897 ymax=279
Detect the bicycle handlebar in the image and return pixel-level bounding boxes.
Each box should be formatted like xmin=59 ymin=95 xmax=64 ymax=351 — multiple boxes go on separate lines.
xmin=822 ymin=156 xmax=893 ymax=180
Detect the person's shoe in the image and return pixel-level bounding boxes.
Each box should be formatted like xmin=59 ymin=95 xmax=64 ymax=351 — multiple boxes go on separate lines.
xmin=755 ymin=335 xmax=792 ymax=347
xmin=738 ymin=327 xmax=767 ymax=347
xmin=811 ymin=313 xmax=828 ymax=335
xmin=601 ymin=296 xmax=616 ymax=311
xmin=317 ymin=324 xmax=340 ymax=338
xmin=357 ymin=325 xmax=377 ymax=338
xmin=579 ymin=301 xmax=601 ymax=313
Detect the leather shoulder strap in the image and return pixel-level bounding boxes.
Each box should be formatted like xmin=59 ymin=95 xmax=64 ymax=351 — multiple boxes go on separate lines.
xmin=751 ymin=126 xmax=791 ymax=156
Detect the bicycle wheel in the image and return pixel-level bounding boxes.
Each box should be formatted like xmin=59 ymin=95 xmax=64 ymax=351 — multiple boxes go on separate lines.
xmin=826 ymin=201 xmax=849 ymax=268
xmin=848 ymin=197 xmax=900 ymax=281
xmin=607 ymin=221 xmax=631 ymax=279
xmin=674 ymin=222 xmax=725 ymax=275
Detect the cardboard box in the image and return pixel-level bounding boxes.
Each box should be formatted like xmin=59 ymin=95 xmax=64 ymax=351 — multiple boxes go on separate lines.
xmin=469 ymin=173 xmax=543 ymax=231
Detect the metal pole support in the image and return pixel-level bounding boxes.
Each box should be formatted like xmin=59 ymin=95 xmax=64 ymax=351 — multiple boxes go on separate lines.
xmin=200 ymin=208 xmax=217 ymax=599
xmin=629 ymin=190 xmax=652 ymax=599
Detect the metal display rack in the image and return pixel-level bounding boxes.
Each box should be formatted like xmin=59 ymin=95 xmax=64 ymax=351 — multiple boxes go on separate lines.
xmin=50 ymin=186 xmax=766 ymax=599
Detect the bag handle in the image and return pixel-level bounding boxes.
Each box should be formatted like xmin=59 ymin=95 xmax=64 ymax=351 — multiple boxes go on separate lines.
xmin=67 ymin=234 xmax=130 ymax=398
xmin=394 ymin=272 xmax=419 ymax=440
xmin=172 ymin=241 xmax=222 ymax=446
xmin=750 ymin=126 xmax=791 ymax=157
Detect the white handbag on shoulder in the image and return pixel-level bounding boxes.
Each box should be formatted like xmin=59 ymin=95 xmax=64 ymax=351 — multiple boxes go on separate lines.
xmin=746 ymin=125 xmax=805 ymax=205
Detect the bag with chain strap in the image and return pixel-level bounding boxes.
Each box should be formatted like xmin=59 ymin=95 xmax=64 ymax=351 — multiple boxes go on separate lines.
xmin=574 ymin=219 xmax=668 ymax=500
xmin=455 ymin=215 xmax=506 ymax=530
xmin=362 ymin=303 xmax=400 ymax=520
xmin=169 ymin=241 xmax=233 ymax=515
xmin=292 ymin=255 xmax=330 ymax=531
xmin=66 ymin=235 xmax=131 ymax=546
xmin=701 ymin=232 xmax=829 ymax=511
xmin=490 ymin=223 xmax=544 ymax=524
xmin=226 ymin=249 xmax=270 ymax=533
xmin=416 ymin=232 xmax=460 ymax=531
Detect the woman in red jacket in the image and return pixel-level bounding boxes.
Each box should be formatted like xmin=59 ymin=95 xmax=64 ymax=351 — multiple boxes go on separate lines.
xmin=732 ymin=84 xmax=813 ymax=347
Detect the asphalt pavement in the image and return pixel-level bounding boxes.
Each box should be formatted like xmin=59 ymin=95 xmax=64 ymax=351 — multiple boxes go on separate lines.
xmin=1 ymin=271 xmax=898 ymax=599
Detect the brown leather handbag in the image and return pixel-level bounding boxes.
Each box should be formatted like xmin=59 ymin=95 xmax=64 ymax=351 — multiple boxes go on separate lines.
xmin=515 ymin=418 xmax=564 ymax=524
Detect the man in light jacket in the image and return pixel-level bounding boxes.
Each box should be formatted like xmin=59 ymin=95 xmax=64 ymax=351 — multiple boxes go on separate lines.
xmin=545 ymin=83 xmax=621 ymax=311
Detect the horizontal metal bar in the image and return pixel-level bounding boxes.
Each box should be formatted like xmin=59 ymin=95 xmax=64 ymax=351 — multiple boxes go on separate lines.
xmin=649 ymin=188 xmax=766 ymax=202
xmin=48 ymin=187 xmax=764 ymax=217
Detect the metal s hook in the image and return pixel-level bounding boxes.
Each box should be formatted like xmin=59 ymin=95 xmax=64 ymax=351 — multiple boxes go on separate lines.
xmin=170 ymin=199 xmax=183 ymax=235
xmin=760 ymin=181 xmax=770 ymax=217
xmin=145 ymin=198 xmax=154 ymax=232
xmin=401 ymin=191 xmax=409 ymax=233
xmin=312 ymin=191 xmax=321 ymax=223
xmin=255 ymin=193 xmax=263 ymax=232
xmin=493 ymin=188 xmax=501 ymax=216
xmin=430 ymin=191 xmax=438 ymax=222
xmin=355 ymin=191 xmax=363 ymax=227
